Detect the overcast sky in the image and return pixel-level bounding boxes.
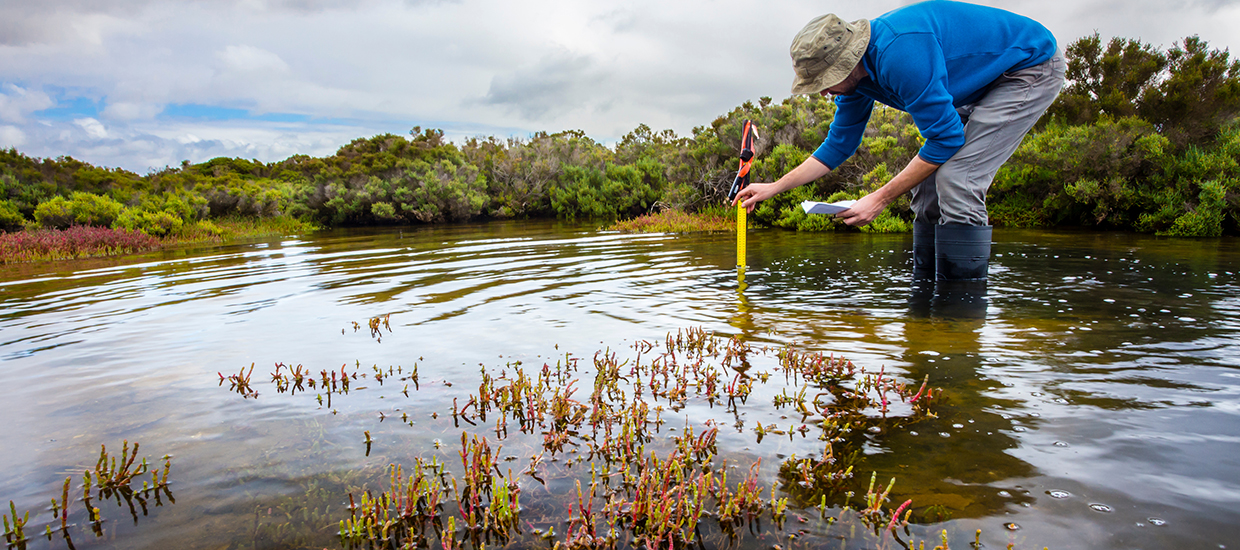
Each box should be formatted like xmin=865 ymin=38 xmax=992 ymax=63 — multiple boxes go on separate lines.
xmin=2 ymin=0 xmax=1237 ymax=173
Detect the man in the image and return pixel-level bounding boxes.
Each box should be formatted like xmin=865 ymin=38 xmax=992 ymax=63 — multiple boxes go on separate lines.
xmin=734 ymin=0 xmax=1064 ymax=282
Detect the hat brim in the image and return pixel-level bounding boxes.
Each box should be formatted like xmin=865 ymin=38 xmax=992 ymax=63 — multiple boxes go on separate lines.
xmin=790 ymin=19 xmax=871 ymax=96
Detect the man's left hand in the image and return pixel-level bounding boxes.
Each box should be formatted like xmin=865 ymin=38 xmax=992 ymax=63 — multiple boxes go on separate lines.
xmin=835 ymin=193 xmax=887 ymax=227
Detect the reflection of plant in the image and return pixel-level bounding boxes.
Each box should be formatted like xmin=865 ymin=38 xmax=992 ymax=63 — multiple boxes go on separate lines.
xmin=774 ymin=346 xmax=941 ymax=527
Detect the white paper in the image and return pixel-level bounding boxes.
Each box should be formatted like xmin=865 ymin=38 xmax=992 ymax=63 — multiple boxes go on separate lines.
xmin=801 ymin=200 xmax=857 ymax=215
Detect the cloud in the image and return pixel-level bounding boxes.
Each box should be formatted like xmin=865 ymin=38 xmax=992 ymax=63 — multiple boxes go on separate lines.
xmin=480 ymin=48 xmax=601 ymax=120
xmin=0 ymin=84 xmax=54 ymax=124
xmin=74 ymin=118 xmax=109 ymax=140
xmin=101 ymin=101 xmax=165 ymax=121
xmin=0 ymin=125 xmax=26 ymax=148
xmin=217 ymin=45 xmax=292 ymax=76
xmin=10 ymin=116 xmax=377 ymax=171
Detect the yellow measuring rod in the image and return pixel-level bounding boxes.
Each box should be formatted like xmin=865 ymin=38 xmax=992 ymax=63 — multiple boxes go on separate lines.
xmin=737 ymin=204 xmax=747 ymax=269
xmin=726 ymin=119 xmax=757 ymax=271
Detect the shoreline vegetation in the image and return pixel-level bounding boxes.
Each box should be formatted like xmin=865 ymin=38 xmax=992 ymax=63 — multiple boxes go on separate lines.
xmin=2 ymin=33 xmax=1238 ymax=263
xmin=0 ymin=216 xmax=317 ymax=264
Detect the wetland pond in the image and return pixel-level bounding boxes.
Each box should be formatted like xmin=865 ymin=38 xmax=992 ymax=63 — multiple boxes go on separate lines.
xmin=2 ymin=220 xmax=1239 ymax=550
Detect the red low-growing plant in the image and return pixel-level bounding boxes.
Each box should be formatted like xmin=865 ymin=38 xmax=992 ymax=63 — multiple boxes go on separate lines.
xmin=0 ymin=226 xmax=160 ymax=264
xmin=609 ymin=209 xmax=733 ymax=233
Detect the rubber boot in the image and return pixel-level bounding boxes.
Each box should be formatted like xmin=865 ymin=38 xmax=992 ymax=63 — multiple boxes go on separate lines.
xmin=932 ymin=224 xmax=990 ymax=318
xmin=912 ymin=221 xmax=937 ymax=282
xmin=935 ymin=224 xmax=992 ymax=281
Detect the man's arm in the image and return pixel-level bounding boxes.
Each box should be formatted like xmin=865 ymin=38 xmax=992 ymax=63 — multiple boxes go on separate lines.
xmin=836 ymin=155 xmax=939 ymax=226
xmin=732 ymin=156 xmax=832 ymax=212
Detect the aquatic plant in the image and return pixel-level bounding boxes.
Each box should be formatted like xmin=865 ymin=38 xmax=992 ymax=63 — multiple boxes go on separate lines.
xmin=338 ymin=443 xmax=522 ymax=550
xmin=2 ymin=441 xmax=175 ymax=550
xmin=347 ymin=314 xmax=393 ymax=342
xmin=214 ymin=326 xmax=949 ymax=549
xmin=219 ymin=363 xmax=258 ymax=398
xmin=3 ymin=501 xmax=29 ymax=549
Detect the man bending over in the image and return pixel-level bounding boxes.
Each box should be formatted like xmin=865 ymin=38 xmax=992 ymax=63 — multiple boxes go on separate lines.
xmin=734 ymin=0 xmax=1064 ymax=282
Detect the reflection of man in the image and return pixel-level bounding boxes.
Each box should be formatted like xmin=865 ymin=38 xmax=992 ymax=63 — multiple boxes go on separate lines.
xmin=734 ymin=0 xmax=1064 ymax=282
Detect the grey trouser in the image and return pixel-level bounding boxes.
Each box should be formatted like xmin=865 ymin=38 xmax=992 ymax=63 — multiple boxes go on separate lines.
xmin=911 ymin=51 xmax=1066 ymax=226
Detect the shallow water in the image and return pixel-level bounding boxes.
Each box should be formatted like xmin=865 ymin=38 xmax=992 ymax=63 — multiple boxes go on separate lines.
xmin=2 ymin=220 xmax=1238 ymax=549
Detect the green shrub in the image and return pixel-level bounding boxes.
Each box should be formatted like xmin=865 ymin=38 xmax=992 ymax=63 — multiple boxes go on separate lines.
xmin=371 ymin=201 xmax=398 ymax=221
xmin=114 ymin=208 xmax=185 ymax=237
xmin=190 ymin=220 xmax=225 ymax=238
xmin=394 ymin=159 xmax=488 ymax=223
xmin=860 ymin=210 xmax=913 ymax=233
xmin=550 ymin=162 xmax=661 ymax=220
xmin=33 ymin=192 xmax=125 ymax=229
xmin=992 ymin=117 xmax=1166 ymax=227
xmin=1160 ymin=179 xmax=1228 ymax=236
xmin=33 ymin=196 xmax=73 ymax=228
xmin=0 ymin=199 xmax=24 ymax=232
xmin=988 ymin=192 xmax=1048 ymax=227
xmin=767 ymin=186 xmax=844 ymax=232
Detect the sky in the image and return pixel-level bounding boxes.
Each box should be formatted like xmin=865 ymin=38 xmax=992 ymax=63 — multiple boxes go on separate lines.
xmin=1 ymin=0 xmax=1238 ymax=173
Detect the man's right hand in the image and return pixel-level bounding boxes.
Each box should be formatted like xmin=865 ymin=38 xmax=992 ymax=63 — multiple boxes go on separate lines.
xmin=731 ymin=156 xmax=832 ymax=213
xmin=732 ymin=183 xmax=781 ymax=213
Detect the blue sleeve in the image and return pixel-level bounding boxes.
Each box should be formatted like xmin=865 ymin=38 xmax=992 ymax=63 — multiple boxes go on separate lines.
xmin=877 ymin=33 xmax=962 ymax=164
xmin=811 ymin=94 xmax=874 ymax=170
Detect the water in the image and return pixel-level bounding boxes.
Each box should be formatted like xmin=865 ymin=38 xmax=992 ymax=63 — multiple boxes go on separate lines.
xmin=2 ymin=220 xmax=1238 ymax=549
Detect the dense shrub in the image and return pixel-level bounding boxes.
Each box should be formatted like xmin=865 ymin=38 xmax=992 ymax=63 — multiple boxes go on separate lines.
xmin=394 ymin=159 xmax=488 ymax=223
xmin=989 ymin=117 xmax=1168 ymax=228
xmin=0 ymin=199 xmax=24 ymax=231
xmin=550 ymin=162 xmax=663 ymax=220
xmin=115 ymin=208 xmax=185 ymax=237
xmin=465 ymin=130 xmax=615 ymax=218
xmin=1047 ymin=34 xmax=1240 ymax=148
xmin=33 ymin=192 xmax=125 ymax=229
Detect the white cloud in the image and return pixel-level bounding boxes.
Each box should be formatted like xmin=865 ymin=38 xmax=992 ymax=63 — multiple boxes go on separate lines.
xmin=101 ymin=101 xmax=164 ymax=121
xmin=74 ymin=118 xmax=109 ymax=140
xmin=0 ymin=125 xmax=26 ymax=148
xmin=0 ymin=84 xmax=54 ymax=124
xmin=217 ymin=44 xmax=292 ymax=75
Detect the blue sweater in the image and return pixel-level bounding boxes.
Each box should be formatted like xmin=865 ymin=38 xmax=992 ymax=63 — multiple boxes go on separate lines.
xmin=811 ymin=0 xmax=1057 ymax=169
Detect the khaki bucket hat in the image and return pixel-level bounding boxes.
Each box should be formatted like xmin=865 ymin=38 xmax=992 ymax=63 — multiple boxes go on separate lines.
xmin=790 ymin=14 xmax=871 ymax=95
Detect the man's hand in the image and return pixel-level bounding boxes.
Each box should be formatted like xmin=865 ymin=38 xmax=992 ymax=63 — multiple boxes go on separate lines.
xmin=732 ymin=183 xmax=780 ymax=213
xmin=731 ymin=156 xmax=832 ymax=213
xmin=837 ymin=156 xmax=941 ymax=226
xmin=835 ymin=192 xmax=887 ymax=226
